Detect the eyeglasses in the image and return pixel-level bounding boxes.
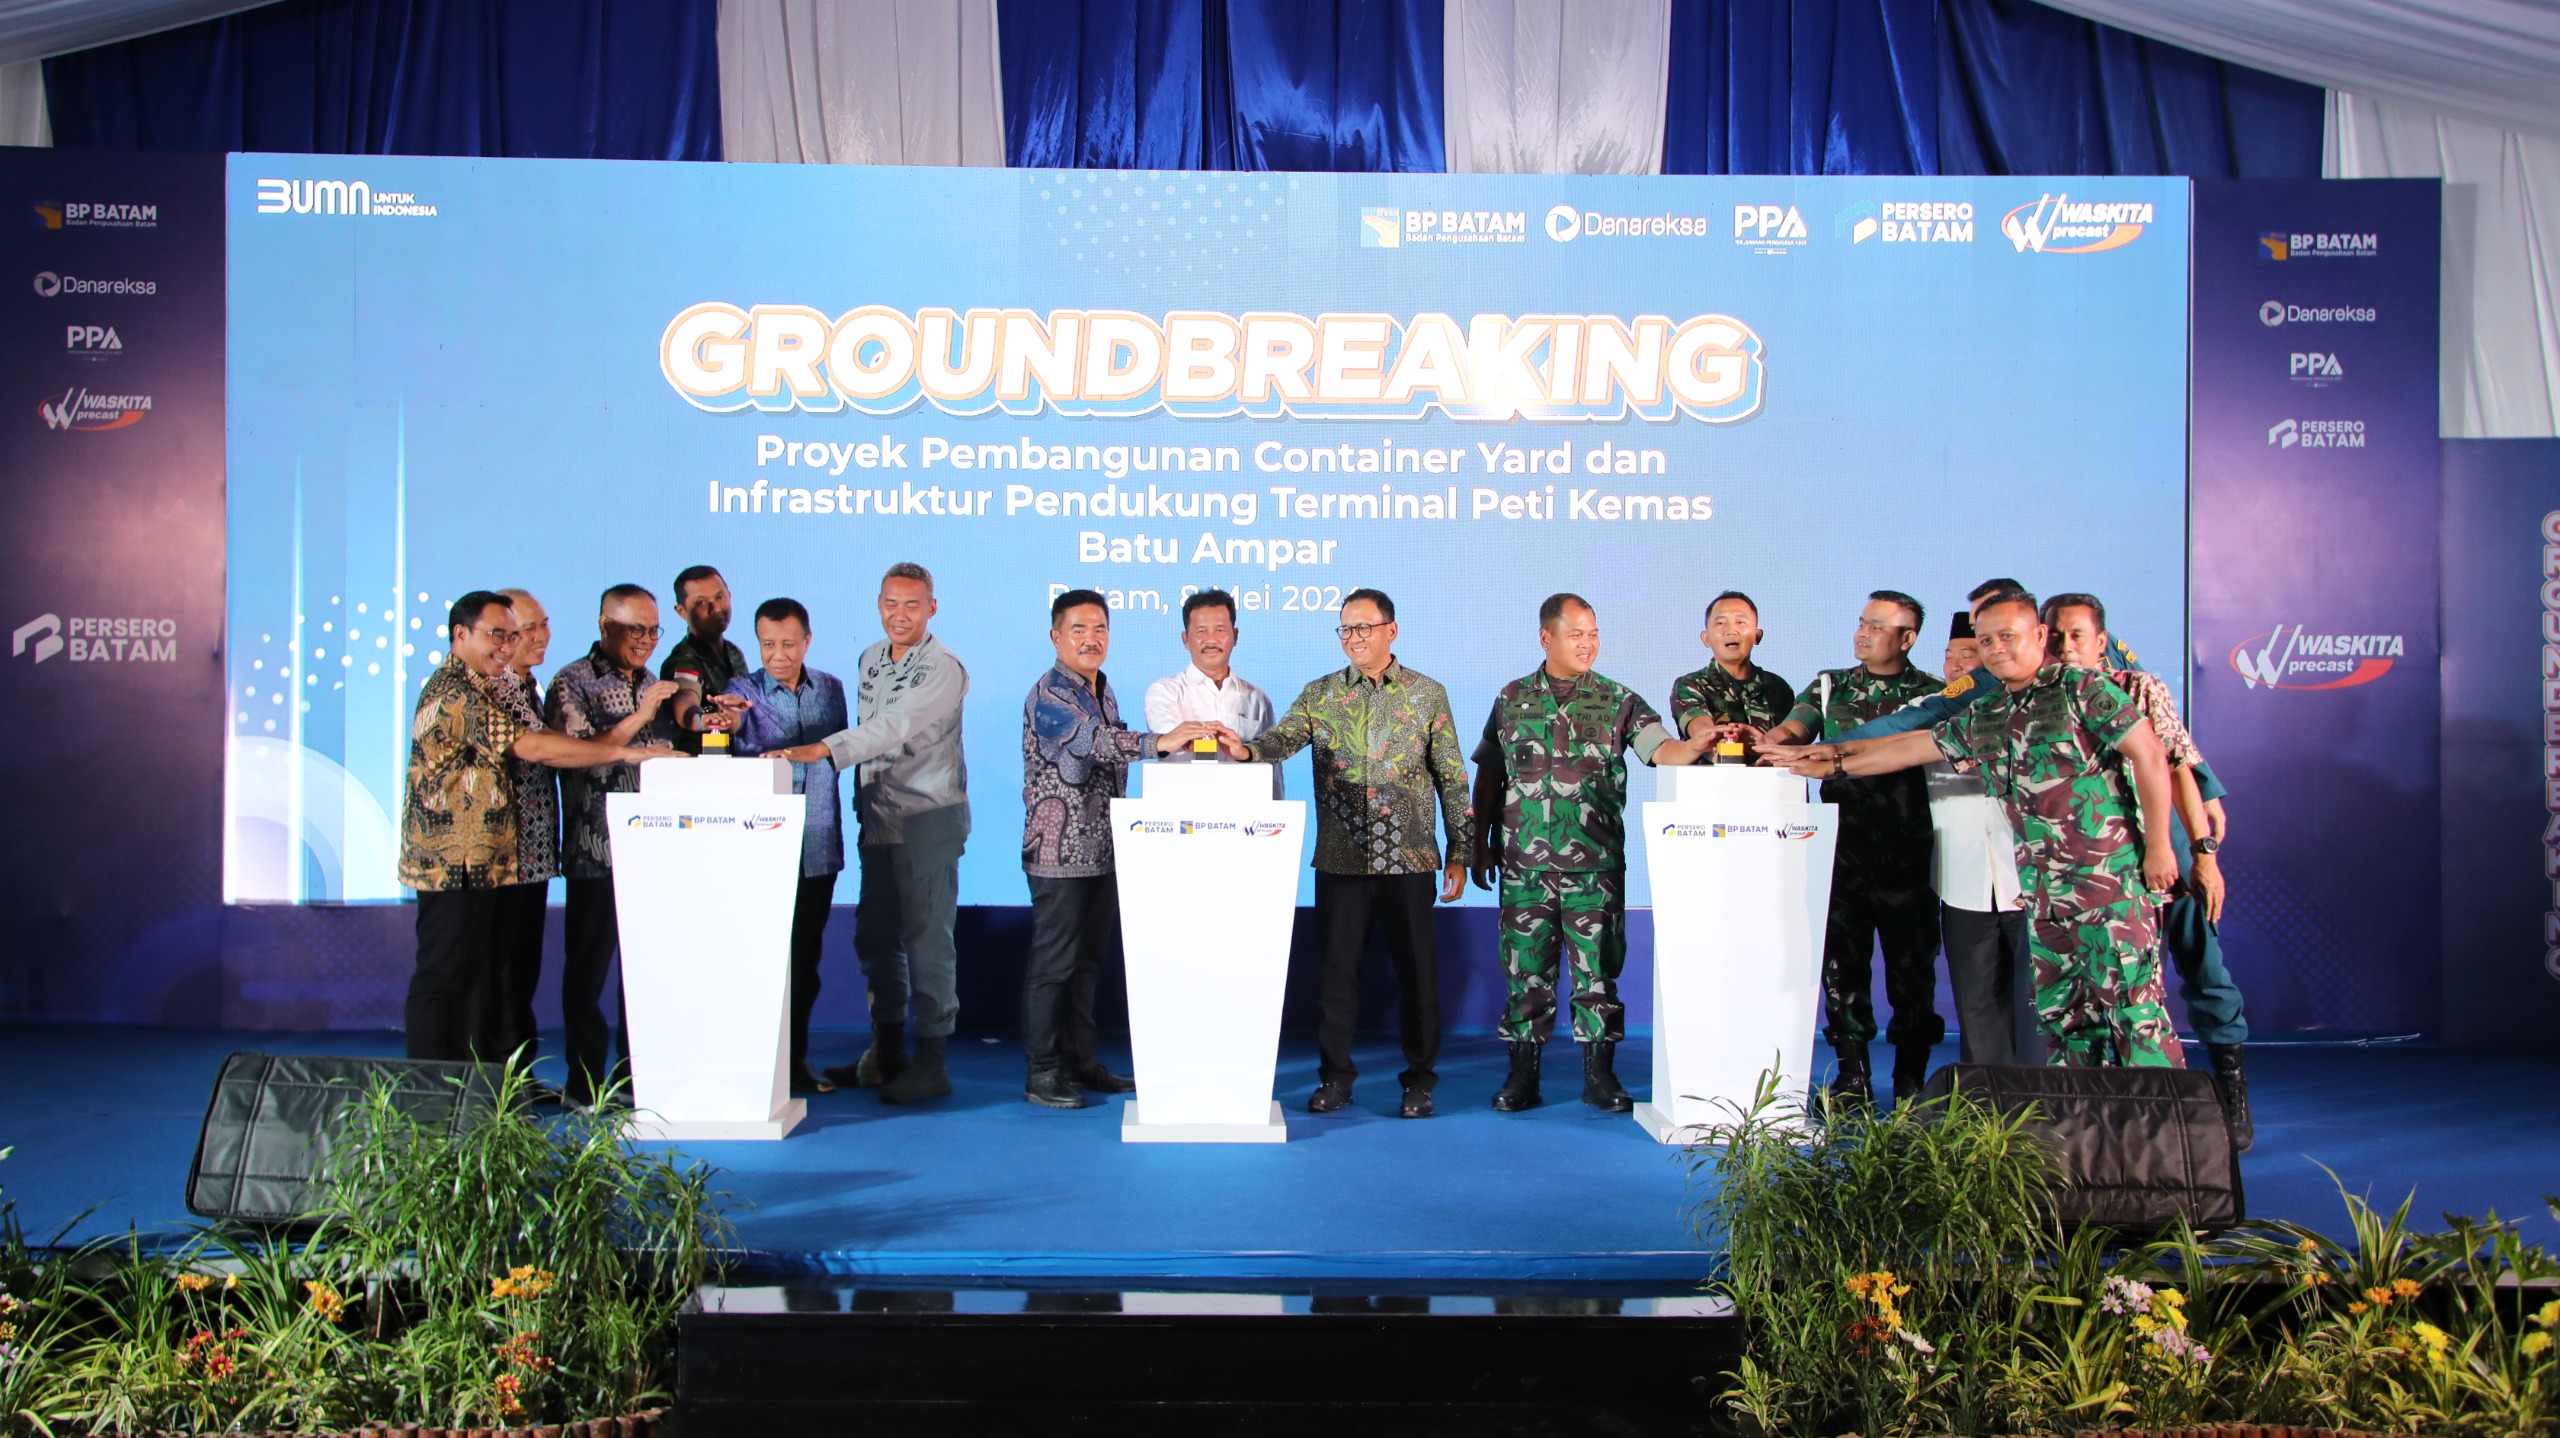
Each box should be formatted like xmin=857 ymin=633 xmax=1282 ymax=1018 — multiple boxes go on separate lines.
xmin=474 ymin=626 xmax=522 ymax=645
xmin=607 ymin=622 xmax=664 ymax=639
xmin=1335 ymin=622 xmax=1388 ymax=640
xmin=1855 ymin=618 xmax=1912 ymax=635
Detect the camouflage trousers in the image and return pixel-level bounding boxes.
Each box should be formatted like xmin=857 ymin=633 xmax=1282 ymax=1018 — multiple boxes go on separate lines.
xmin=1820 ymin=878 xmax=1946 ymax=1050
xmin=1497 ymin=868 xmax=1626 ymax=1044
xmin=2030 ymin=896 xmax=2185 ymax=1068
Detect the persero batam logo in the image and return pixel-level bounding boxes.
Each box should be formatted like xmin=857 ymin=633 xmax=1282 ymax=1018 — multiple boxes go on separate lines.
xmin=252 ymin=178 xmax=439 ymax=218
xmin=37 ymin=388 xmax=150 ymax=432
xmin=12 ymin=615 xmax=175 ymax=664
xmin=2261 ymin=300 xmax=2376 ymax=326
xmin=2261 ymin=231 xmax=2377 ymax=261
xmin=2230 ymin=624 xmax=2404 ymax=691
xmin=2266 ymin=418 xmax=2365 ymax=450
xmin=33 ymin=272 xmax=155 ymax=299
xmin=1379 ymin=206 xmax=1526 ymax=246
xmin=1841 ymin=201 xmax=1974 ymax=245
xmin=661 ymin=305 xmax=1766 ymax=424
xmin=1128 ymin=818 xmax=1179 ymax=834
xmin=2000 ymin=194 xmax=2153 ymax=254
xmin=31 ymin=199 xmax=157 ymax=230
xmin=624 ymin=814 xmax=674 ymax=829
xmin=1543 ymin=205 xmax=1713 ymax=244
xmin=1732 ymin=204 xmax=1807 ymax=252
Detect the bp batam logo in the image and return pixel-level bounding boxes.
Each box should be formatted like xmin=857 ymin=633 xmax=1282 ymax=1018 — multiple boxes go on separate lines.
xmin=2000 ymin=194 xmax=2152 ymax=254
xmin=2260 ymin=231 xmax=2377 ymax=261
xmin=1365 ymin=205 xmax=1524 ymax=247
xmin=676 ymin=814 xmax=738 ymax=829
xmin=2230 ymin=624 xmax=2404 ymax=690
xmin=31 ymin=199 xmax=157 ymax=230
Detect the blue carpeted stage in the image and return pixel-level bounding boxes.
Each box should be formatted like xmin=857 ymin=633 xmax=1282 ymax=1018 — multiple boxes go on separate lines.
xmin=2 ymin=1026 xmax=2551 ymax=1285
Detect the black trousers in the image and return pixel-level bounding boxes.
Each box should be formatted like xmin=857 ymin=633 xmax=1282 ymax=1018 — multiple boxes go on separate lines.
xmin=1819 ymin=871 xmax=1945 ymax=1051
xmin=409 ymin=888 xmax=501 ymax=1062
xmin=479 ymin=881 xmax=549 ymax=1066
xmin=1312 ymin=870 xmax=1441 ymax=1091
xmin=788 ymin=873 xmax=837 ymax=1076
xmin=562 ymin=874 xmax=629 ymax=1105
xmin=1941 ymin=903 xmax=2041 ymax=1066
xmin=1023 ymin=874 xmax=1116 ymax=1077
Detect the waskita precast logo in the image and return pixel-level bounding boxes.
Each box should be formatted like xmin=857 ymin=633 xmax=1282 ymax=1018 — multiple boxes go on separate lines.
xmin=2000 ymin=194 xmax=2152 ymax=254
xmin=2230 ymin=624 xmax=2404 ymax=690
xmin=37 ymin=388 xmax=150 ymax=432
xmin=252 ymin=178 xmax=438 ymax=218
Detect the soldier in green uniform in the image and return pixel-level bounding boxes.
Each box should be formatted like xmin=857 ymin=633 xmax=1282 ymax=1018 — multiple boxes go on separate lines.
xmin=1668 ymin=590 xmax=1795 ymax=751
xmin=1467 ymin=593 xmax=1706 ymax=1112
xmin=1759 ymin=591 xmax=1945 ymax=1105
xmin=1771 ymin=591 xmax=2188 ymax=1068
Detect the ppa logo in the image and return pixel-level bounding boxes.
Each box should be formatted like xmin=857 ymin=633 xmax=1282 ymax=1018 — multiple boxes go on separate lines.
xmin=1732 ymin=204 xmax=1807 ymax=250
xmin=2230 ymin=624 xmax=2404 ymax=691
xmin=66 ymin=324 xmax=122 ymax=360
xmin=2290 ymin=352 xmax=2344 ymax=380
xmin=2000 ymin=194 xmax=2152 ymax=254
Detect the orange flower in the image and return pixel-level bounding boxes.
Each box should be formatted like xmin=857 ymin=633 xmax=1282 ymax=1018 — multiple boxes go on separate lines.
xmin=2391 ymin=1278 xmax=2422 ymax=1299
xmin=303 ymin=1279 xmax=346 ymax=1323
xmin=175 ymin=1272 xmax=214 ymax=1292
xmin=2363 ymin=1286 xmax=2394 ymax=1307
xmin=2348 ymin=1301 xmax=2370 ymax=1315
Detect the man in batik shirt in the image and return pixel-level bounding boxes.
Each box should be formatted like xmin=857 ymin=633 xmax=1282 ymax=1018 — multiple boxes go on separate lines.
xmin=1769 ymin=591 xmax=2188 ymax=1069
xmin=1760 ymin=590 xmax=1946 ymax=1105
xmin=1239 ymin=588 xmax=1472 ymax=1119
xmin=1468 ymin=594 xmax=1704 ymax=1113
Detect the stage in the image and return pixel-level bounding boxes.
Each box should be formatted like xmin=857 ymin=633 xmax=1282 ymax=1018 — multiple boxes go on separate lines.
xmin=2 ymin=1025 xmax=2552 ymax=1287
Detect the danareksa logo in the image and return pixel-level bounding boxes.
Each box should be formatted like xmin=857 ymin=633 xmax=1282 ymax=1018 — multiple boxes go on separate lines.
xmin=1999 ymin=193 xmax=2152 ymax=255
xmin=2230 ymin=623 xmax=2403 ymax=690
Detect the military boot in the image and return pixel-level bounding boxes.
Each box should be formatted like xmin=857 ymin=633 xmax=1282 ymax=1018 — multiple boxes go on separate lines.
xmin=1826 ymin=1043 xmax=1874 ymax=1113
xmin=1891 ymin=1042 xmax=1934 ymax=1106
xmin=1581 ymin=1041 xmax=1633 ymax=1112
xmin=880 ymin=1036 xmax=952 ymax=1105
xmin=1492 ymin=1040 xmax=1544 ymax=1112
xmin=2206 ymin=1042 xmax=2254 ymax=1153
xmin=823 ymin=1019 xmax=907 ymax=1091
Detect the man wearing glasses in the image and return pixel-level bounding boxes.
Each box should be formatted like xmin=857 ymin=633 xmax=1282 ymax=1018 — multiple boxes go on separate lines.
xmin=1237 ymin=589 xmax=1473 ymax=1119
xmin=543 ymin=584 xmax=685 ymax=1110
xmin=1760 ymin=591 xmax=1945 ymax=1107
xmin=398 ymin=592 xmax=670 ymax=1065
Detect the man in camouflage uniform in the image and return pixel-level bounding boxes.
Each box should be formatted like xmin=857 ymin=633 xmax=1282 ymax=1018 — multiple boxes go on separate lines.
xmin=1668 ymin=590 xmax=1795 ymax=751
xmin=1468 ymin=594 xmax=1705 ymax=1112
xmin=1760 ymin=590 xmax=1945 ymax=1104
xmin=1772 ymin=592 xmax=2187 ymax=1068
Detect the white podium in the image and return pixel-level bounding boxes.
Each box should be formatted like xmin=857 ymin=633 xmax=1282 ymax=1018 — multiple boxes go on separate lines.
xmin=1108 ymin=761 xmax=1305 ymax=1142
xmin=605 ymin=755 xmax=809 ymax=1141
xmin=1636 ymin=764 xmax=1838 ymax=1144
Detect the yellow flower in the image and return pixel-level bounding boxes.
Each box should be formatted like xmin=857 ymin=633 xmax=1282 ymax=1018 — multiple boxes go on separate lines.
xmin=2305 ymin=1271 xmax=2332 ymax=1287
xmin=2412 ymin=1321 xmax=2450 ymax=1356
xmin=2297 ymin=1238 xmax=2320 ymax=1253
xmin=303 ymin=1279 xmax=346 ymax=1323
xmin=0 ymin=1320 xmax=17 ymax=1343
xmin=2392 ymin=1278 xmax=2422 ymax=1299
xmin=2522 ymin=1331 xmax=2551 ymax=1358
xmin=175 ymin=1272 xmax=214 ymax=1292
xmin=2161 ymin=1289 xmax=2187 ymax=1309
xmin=222 ymin=1274 xmax=238 ymax=1291
xmin=2535 ymin=1299 xmax=2559 ymax=1329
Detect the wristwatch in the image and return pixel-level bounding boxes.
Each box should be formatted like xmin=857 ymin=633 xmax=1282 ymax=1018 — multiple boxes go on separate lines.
xmin=2191 ymin=836 xmax=2221 ymax=856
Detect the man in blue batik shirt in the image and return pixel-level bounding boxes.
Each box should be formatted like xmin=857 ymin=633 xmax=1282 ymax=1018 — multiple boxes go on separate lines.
xmin=725 ymin=596 xmax=849 ymax=1096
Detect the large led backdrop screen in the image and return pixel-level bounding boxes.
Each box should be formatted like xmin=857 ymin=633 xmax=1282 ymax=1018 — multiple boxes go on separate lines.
xmin=223 ymin=158 xmax=2190 ymax=908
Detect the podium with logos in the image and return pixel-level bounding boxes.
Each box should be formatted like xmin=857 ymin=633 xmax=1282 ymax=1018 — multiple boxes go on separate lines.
xmin=606 ymin=756 xmax=808 ymax=1141
xmin=1108 ymin=760 xmax=1306 ymax=1143
xmin=1636 ymin=764 xmax=1838 ymax=1143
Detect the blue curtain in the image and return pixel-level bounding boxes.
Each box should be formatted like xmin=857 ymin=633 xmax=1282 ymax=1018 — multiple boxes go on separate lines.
xmin=999 ymin=0 xmax=1442 ymax=172
xmin=44 ymin=0 xmax=720 ymax=160
xmin=1664 ymin=0 xmax=2321 ymax=178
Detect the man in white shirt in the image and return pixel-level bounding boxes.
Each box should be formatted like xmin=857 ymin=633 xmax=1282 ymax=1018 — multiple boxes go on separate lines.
xmin=1917 ymin=609 xmax=2040 ymax=1066
xmin=1144 ymin=589 xmax=1275 ymax=744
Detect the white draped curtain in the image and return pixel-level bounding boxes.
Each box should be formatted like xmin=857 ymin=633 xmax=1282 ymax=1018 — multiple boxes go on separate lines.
xmin=717 ymin=0 xmax=1003 ymax=167
xmin=1443 ymin=0 xmax=1671 ymax=176
xmin=0 ymin=57 xmax=46 ymax=146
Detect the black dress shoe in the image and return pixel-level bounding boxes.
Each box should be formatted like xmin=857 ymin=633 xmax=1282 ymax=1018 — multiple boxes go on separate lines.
xmin=1024 ymin=1069 xmax=1087 ymax=1109
xmin=1068 ymin=1061 xmax=1136 ymax=1094
xmin=1307 ymin=1080 xmax=1354 ymax=1113
xmin=1398 ymin=1086 xmax=1434 ymax=1119
xmin=789 ymin=1066 xmax=836 ymax=1096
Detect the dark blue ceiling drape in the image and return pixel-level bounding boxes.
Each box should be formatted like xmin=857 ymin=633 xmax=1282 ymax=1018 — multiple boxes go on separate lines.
xmin=998 ymin=0 xmax=1442 ymax=173
xmin=1664 ymin=0 xmax=2322 ymax=178
xmin=44 ymin=0 xmax=720 ymax=159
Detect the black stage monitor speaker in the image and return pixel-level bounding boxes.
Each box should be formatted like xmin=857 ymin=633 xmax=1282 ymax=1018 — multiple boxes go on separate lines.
xmin=186 ymin=1052 xmax=498 ymax=1224
xmin=1918 ymin=1062 xmax=2244 ymax=1231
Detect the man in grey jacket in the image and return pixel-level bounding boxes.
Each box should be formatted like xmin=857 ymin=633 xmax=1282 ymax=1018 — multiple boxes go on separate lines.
xmin=775 ymin=563 xmax=972 ymax=1104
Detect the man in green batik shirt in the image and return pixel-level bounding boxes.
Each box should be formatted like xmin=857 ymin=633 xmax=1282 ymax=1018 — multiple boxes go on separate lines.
xmin=1767 ymin=590 xmax=2188 ymax=1069
xmin=1467 ymin=593 xmax=1706 ymax=1114
xmin=1668 ymin=590 xmax=1796 ymax=753
xmin=1760 ymin=590 xmax=1946 ymax=1106
xmin=1235 ymin=588 xmax=1473 ymax=1120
